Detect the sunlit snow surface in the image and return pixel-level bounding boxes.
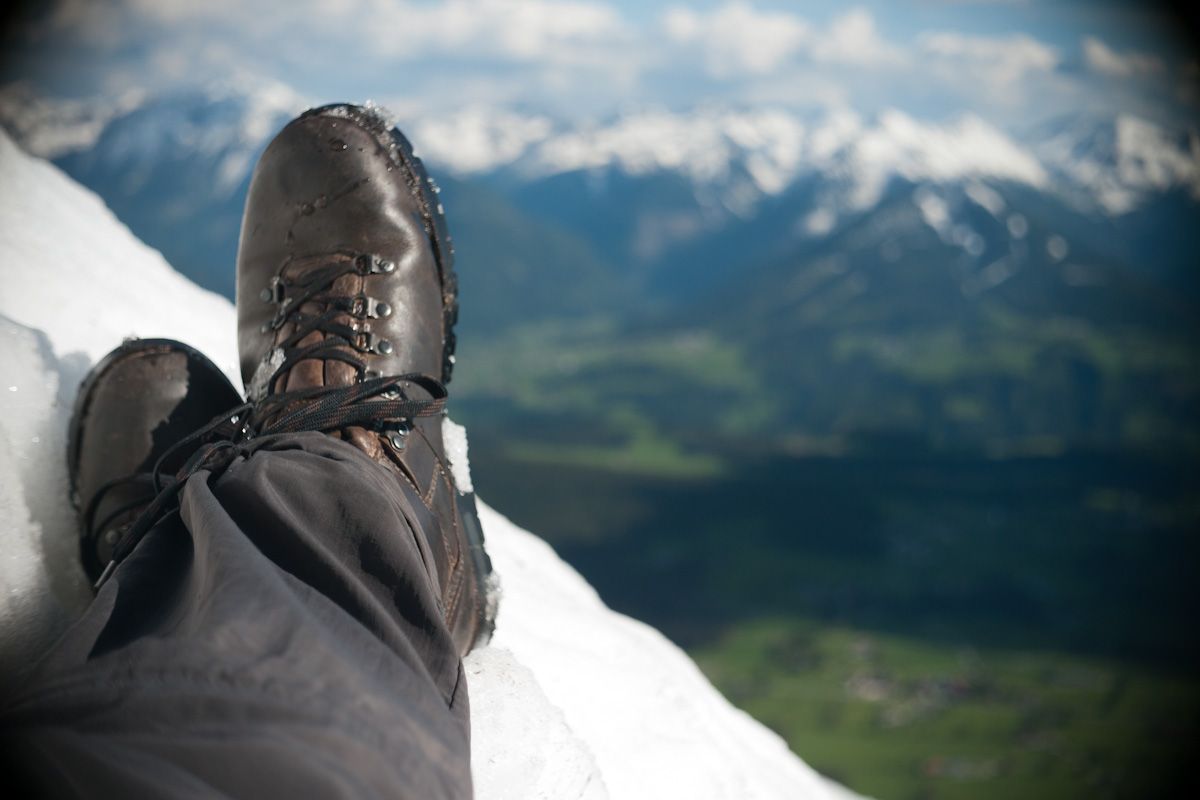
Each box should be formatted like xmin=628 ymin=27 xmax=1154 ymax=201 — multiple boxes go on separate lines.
xmin=0 ymin=130 xmax=855 ymax=799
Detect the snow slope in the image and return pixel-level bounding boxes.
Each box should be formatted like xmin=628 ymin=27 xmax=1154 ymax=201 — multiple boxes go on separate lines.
xmin=0 ymin=130 xmax=855 ymax=800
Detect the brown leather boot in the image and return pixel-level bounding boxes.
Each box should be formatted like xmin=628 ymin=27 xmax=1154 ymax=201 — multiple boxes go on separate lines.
xmin=236 ymin=104 xmax=493 ymax=656
xmin=69 ymin=339 xmax=244 ymax=583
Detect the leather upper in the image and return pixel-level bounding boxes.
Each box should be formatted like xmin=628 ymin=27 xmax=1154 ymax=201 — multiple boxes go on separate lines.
xmin=69 ymin=339 xmax=243 ymax=580
xmin=236 ymin=109 xmax=446 ymax=395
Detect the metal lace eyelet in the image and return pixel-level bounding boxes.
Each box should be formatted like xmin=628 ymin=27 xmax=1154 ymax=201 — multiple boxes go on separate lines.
xmin=260 ymin=277 xmax=285 ymax=305
xmin=356 ymin=254 xmax=396 ymax=275
xmin=354 ymin=332 xmax=393 ymax=355
xmin=350 ymin=295 xmax=393 ymax=320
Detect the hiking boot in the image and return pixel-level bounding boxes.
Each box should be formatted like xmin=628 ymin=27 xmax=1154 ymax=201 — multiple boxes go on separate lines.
xmin=69 ymin=338 xmax=243 ymax=583
xmin=236 ymin=103 xmax=493 ymax=656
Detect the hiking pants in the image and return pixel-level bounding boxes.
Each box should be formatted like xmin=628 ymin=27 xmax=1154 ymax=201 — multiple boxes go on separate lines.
xmin=1 ymin=432 xmax=472 ymax=798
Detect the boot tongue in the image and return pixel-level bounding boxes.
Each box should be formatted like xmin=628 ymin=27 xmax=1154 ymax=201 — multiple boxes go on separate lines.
xmin=276 ymin=264 xmax=365 ymax=393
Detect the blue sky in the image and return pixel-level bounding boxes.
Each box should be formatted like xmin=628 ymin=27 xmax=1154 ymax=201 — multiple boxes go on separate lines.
xmin=3 ymin=0 xmax=1196 ymax=128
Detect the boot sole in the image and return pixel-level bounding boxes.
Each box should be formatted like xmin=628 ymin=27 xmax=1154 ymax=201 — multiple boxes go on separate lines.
xmin=456 ymin=489 xmax=498 ymax=649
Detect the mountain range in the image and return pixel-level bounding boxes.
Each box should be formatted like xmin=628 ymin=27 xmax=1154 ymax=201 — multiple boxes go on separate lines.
xmin=5 ymin=83 xmax=1197 ymax=800
xmin=2 ymin=84 xmax=1197 ymax=455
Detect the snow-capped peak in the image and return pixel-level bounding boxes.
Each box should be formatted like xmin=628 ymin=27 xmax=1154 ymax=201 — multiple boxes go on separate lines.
xmin=839 ymin=110 xmax=1048 ymax=208
xmin=404 ymin=104 xmax=1050 ymax=223
xmin=0 ymin=79 xmax=306 ymax=161
xmin=0 ymin=82 xmax=146 ymax=160
xmin=4 ymin=83 xmax=1196 ymax=223
xmin=406 ymin=107 xmax=555 ymax=174
xmin=1032 ymin=112 xmax=1200 ymax=214
xmin=407 ymin=105 xmax=808 ymax=199
xmin=521 ymin=107 xmax=806 ymax=192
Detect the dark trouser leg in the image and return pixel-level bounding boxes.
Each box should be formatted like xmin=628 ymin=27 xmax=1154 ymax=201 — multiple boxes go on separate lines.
xmin=1 ymin=432 xmax=471 ymax=799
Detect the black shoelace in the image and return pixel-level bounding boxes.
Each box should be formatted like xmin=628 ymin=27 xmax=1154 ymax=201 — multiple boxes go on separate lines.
xmin=256 ymin=252 xmax=401 ymax=394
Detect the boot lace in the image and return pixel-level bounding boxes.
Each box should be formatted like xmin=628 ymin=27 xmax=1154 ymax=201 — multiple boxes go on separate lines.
xmin=249 ymin=249 xmax=447 ymax=434
xmin=91 ymin=251 xmax=447 ymax=587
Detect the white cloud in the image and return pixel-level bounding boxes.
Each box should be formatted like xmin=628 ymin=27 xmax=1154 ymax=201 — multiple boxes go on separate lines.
xmin=49 ymin=0 xmax=632 ymax=67
xmin=1082 ymin=36 xmax=1164 ymax=78
xmin=663 ymin=2 xmax=810 ymax=77
xmin=12 ymin=0 xmax=1186 ymax=130
xmin=920 ymin=31 xmax=1058 ymax=87
xmin=363 ymin=0 xmax=630 ymax=65
xmin=916 ymin=30 xmax=1060 ymax=105
xmin=663 ymin=5 xmax=902 ymax=76
xmin=28 ymin=0 xmax=642 ymax=117
xmin=811 ymin=9 xmax=904 ymax=66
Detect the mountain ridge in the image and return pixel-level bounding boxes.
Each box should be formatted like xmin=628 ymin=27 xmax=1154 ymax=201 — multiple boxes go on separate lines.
xmin=2 ymin=84 xmax=1196 ymax=456
xmin=5 ymin=85 xmax=1197 ymax=221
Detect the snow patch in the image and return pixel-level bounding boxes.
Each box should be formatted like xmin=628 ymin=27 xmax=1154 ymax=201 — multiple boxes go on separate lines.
xmin=246 ymin=346 xmax=284 ymax=401
xmin=965 ymin=181 xmax=1006 ymax=217
xmin=914 ymin=187 xmax=951 ymax=237
xmin=0 ymin=131 xmax=239 ymax=378
xmin=443 ymin=417 xmax=474 ymax=493
xmin=0 ymin=317 xmax=92 ymax=683
xmin=465 ymin=646 xmax=609 ymax=799
xmin=803 ymin=206 xmax=838 ymax=236
xmin=473 ymin=502 xmax=851 ymax=800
